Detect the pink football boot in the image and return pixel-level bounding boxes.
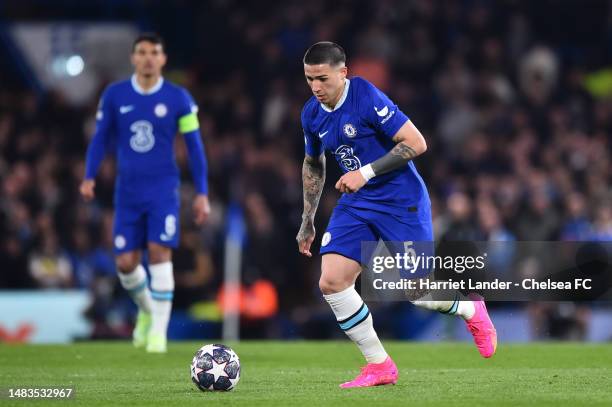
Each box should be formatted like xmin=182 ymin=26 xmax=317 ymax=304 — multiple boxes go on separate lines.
xmin=340 ymin=356 xmax=398 ymax=388
xmin=465 ymin=294 xmax=497 ymax=358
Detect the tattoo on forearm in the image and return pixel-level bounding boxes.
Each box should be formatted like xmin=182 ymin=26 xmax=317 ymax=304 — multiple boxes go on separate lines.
xmin=370 ymin=143 xmax=418 ymax=175
xmin=393 ymin=143 xmax=418 ymax=159
xmin=301 ymin=154 xmax=326 ymax=221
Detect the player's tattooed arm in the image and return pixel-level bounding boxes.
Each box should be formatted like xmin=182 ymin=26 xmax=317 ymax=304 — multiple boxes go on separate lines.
xmin=360 ymin=121 xmax=427 ymax=180
xmin=370 ymin=143 xmax=419 ymax=174
xmin=297 ymin=153 xmax=326 ymax=257
xmin=300 ymin=153 xmax=326 ymax=221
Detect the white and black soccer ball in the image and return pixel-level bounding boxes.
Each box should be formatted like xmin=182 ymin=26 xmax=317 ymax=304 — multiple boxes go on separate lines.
xmin=191 ymin=343 xmax=240 ymax=391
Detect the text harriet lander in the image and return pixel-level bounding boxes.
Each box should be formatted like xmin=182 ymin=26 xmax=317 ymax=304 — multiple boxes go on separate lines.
xmin=371 ymin=278 xmax=593 ymax=291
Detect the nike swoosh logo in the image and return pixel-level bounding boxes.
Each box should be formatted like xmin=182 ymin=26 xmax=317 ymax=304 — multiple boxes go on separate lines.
xmin=120 ymin=105 xmax=134 ymax=114
xmin=375 ymin=106 xmax=389 ymax=117
xmin=318 ymin=130 xmax=328 ymax=138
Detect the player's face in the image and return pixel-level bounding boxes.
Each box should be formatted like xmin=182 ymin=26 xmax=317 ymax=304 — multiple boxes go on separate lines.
xmin=304 ymin=63 xmax=348 ymax=107
xmin=131 ymin=41 xmax=167 ymax=78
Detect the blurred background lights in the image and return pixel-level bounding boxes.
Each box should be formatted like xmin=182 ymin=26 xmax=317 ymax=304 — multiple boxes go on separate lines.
xmin=66 ymin=55 xmax=84 ymax=76
xmin=51 ymin=54 xmax=84 ymax=77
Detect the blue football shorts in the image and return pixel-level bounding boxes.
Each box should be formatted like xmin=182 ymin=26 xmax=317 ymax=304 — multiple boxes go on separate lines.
xmin=113 ymin=194 xmax=180 ymax=254
xmin=319 ymin=204 xmax=434 ymax=267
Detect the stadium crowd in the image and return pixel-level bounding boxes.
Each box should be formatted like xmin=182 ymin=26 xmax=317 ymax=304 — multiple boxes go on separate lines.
xmin=1 ymin=0 xmax=611 ymax=339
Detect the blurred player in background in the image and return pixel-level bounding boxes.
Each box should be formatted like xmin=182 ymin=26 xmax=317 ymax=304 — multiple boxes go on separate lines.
xmin=80 ymin=33 xmax=209 ymax=353
xmin=296 ymin=42 xmax=497 ymax=388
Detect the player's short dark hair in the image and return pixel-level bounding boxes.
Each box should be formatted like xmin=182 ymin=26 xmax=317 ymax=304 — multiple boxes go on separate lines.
xmin=303 ymin=41 xmax=346 ymax=66
xmin=132 ymin=32 xmax=165 ymax=52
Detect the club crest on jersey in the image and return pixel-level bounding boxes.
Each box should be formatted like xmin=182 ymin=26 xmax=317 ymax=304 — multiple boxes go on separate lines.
xmin=154 ymin=103 xmax=168 ymax=117
xmin=343 ymin=123 xmax=357 ymax=138
xmin=114 ymin=235 xmax=126 ymax=249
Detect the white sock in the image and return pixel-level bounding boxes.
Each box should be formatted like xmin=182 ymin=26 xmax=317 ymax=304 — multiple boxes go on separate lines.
xmin=149 ymin=261 xmax=174 ymax=337
xmin=411 ymin=292 xmax=475 ymax=320
xmin=323 ymin=285 xmax=388 ymax=364
xmin=117 ymin=264 xmax=152 ymax=313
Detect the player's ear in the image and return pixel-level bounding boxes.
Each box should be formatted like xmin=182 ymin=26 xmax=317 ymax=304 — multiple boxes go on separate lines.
xmin=160 ymin=52 xmax=167 ymax=68
xmin=339 ymin=66 xmax=348 ymax=79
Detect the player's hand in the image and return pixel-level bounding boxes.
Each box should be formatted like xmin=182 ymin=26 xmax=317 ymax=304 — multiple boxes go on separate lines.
xmin=80 ymin=179 xmax=96 ymax=201
xmin=335 ymin=170 xmax=367 ymax=194
xmin=193 ymin=194 xmax=211 ymax=225
xmin=296 ymin=218 xmax=316 ymax=257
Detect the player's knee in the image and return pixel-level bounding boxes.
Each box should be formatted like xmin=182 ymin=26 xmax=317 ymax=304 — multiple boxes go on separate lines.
xmin=319 ymin=276 xmax=350 ymax=295
xmin=116 ymin=254 xmax=139 ymax=274
xmin=148 ymin=244 xmax=172 ymax=264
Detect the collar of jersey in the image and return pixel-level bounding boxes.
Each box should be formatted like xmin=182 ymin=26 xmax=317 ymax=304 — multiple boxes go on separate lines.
xmin=131 ymin=74 xmax=164 ymax=95
xmin=320 ymin=78 xmax=350 ymax=112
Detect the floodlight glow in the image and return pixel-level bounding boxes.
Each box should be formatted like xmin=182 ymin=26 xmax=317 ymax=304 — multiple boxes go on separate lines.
xmin=66 ymin=55 xmax=84 ymax=76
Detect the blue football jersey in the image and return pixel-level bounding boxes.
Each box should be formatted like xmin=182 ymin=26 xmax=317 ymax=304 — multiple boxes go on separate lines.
xmin=301 ymin=77 xmax=431 ymax=215
xmin=92 ymin=75 xmax=199 ymax=202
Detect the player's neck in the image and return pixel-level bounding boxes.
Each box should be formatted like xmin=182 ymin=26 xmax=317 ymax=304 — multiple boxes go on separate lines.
xmin=325 ymin=79 xmax=347 ymax=110
xmin=135 ymin=74 xmax=162 ymax=92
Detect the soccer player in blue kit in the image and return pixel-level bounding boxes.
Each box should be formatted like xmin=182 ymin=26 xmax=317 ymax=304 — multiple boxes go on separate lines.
xmin=80 ymin=34 xmax=209 ymax=353
xmin=296 ymin=42 xmax=497 ymax=387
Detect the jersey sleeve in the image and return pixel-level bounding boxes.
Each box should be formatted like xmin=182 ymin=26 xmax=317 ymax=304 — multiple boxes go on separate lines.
xmin=177 ymin=88 xmax=200 ymax=134
xmin=360 ymin=80 xmax=409 ymax=139
xmin=178 ymin=88 xmax=208 ymax=194
xmin=301 ymin=105 xmax=322 ymax=157
xmin=84 ymin=87 xmax=115 ymax=179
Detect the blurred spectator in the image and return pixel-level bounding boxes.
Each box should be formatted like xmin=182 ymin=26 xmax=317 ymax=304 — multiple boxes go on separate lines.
xmin=439 ymin=192 xmax=482 ymax=241
xmin=28 ymin=231 xmax=73 ymax=288
xmin=519 ymin=46 xmax=559 ymax=106
xmin=518 ymin=192 xmax=560 ymax=240
xmin=1 ymin=236 xmax=34 ymax=288
xmin=173 ymin=229 xmax=215 ymax=310
xmin=528 ymin=302 xmax=590 ymax=341
xmin=478 ymin=200 xmax=515 ymax=242
xmin=590 ymin=202 xmax=612 ymax=241
xmin=560 ymin=192 xmax=591 ymax=241
xmin=68 ymin=226 xmax=115 ymax=289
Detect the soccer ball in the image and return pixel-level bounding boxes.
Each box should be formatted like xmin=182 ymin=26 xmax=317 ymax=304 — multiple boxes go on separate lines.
xmin=191 ymin=343 xmax=240 ymax=391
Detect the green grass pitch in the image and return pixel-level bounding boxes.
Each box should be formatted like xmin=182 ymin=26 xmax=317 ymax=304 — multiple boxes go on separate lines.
xmin=0 ymin=341 xmax=611 ymax=406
